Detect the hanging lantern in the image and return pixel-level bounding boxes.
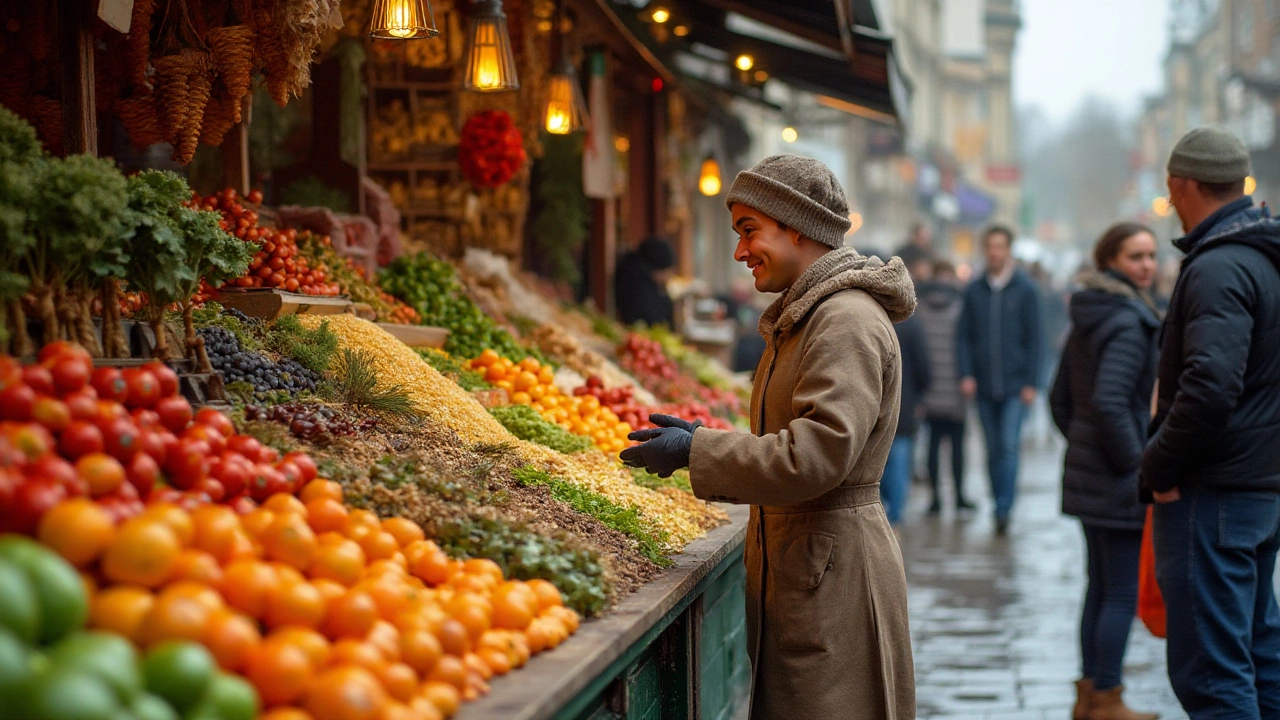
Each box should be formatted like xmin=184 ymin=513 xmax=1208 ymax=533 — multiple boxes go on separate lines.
xmin=699 ymin=157 xmax=722 ymax=196
xmin=544 ymin=56 xmax=589 ymax=134
xmin=369 ymin=0 xmax=439 ymax=39
xmin=463 ymin=0 xmax=520 ymax=91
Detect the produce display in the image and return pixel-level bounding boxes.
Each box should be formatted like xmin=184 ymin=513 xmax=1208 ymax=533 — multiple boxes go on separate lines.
xmin=487 ymin=406 xmax=593 ymax=455
xmin=573 ymin=376 xmax=733 ymax=432
xmin=616 ymin=334 xmax=742 ymax=422
xmin=297 ymin=235 xmax=420 ymax=324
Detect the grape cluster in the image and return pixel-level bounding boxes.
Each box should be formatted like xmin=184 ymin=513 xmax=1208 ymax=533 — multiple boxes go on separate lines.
xmin=244 ymin=402 xmax=378 ymax=440
xmin=223 ymin=307 xmax=258 ymax=326
xmin=199 ymin=326 xmax=320 ymax=394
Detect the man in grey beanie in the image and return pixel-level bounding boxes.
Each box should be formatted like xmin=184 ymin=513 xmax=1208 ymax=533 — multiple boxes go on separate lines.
xmin=1140 ymin=126 xmax=1280 ymax=718
xmin=622 ymin=155 xmax=917 ymax=718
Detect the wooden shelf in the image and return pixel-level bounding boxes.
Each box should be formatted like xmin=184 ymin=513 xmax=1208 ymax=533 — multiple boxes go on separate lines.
xmin=367 ymin=160 xmax=459 ymax=171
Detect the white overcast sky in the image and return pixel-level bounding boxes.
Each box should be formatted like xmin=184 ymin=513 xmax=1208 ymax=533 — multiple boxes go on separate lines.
xmin=1012 ymin=0 xmax=1170 ymax=125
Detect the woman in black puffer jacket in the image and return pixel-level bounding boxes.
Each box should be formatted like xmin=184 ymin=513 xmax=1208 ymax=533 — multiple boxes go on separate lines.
xmin=1050 ymin=222 xmax=1161 ymax=720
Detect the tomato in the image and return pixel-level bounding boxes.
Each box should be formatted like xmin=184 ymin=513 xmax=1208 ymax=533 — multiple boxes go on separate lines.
xmin=38 ymin=341 xmax=89 ymax=366
xmin=126 ymin=452 xmax=160 ymax=497
xmin=121 ymin=368 xmax=161 ymax=409
xmin=195 ymin=477 xmax=226 ymax=503
xmin=229 ymin=495 xmax=257 ymax=515
xmin=137 ymin=429 xmax=167 ymax=465
xmin=30 ymin=397 xmax=71 ymax=432
xmin=275 ymin=462 xmax=304 ymax=494
xmin=211 ymin=452 xmax=251 ymax=498
xmin=93 ymin=400 xmax=129 ymax=425
xmin=150 ymin=487 xmax=183 ymax=505
xmin=0 ymin=383 xmax=35 ymax=421
xmin=165 ymin=438 xmax=210 ymax=490
xmin=248 ymin=189 xmax=263 ymax=204
xmin=76 ymin=451 xmax=126 ymax=496
xmin=225 ymin=435 xmax=262 ymax=460
xmin=64 ymin=390 xmax=98 ymax=421
xmin=283 ymin=452 xmax=317 ymax=483
xmin=28 ymin=455 xmax=77 ymax=484
xmin=130 ymin=408 xmax=161 ymax=430
xmin=50 ymin=355 xmax=91 ymax=395
xmin=144 ymin=362 xmax=180 ymax=398
xmin=247 ymin=465 xmax=288 ymax=502
xmin=59 ymin=419 xmax=105 ymax=458
xmin=103 ymin=417 xmax=142 ymax=462
xmin=259 ymin=446 xmax=280 ymax=464
xmin=284 ymin=278 xmax=300 ymax=292
xmin=184 ymin=425 xmax=227 ymax=455
xmin=195 ymin=408 xmax=235 ymax=438
xmin=151 ymin=396 xmax=193 ymax=434
xmin=9 ymin=478 xmax=67 ymax=533
xmin=21 ymin=366 xmax=55 ymax=396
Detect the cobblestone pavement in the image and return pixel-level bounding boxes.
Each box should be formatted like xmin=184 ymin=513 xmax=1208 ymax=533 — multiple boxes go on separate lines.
xmin=898 ymin=432 xmax=1208 ymax=720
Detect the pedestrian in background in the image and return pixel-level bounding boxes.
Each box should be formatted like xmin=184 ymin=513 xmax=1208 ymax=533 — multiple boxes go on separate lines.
xmin=1141 ymin=126 xmax=1280 ymax=719
xmin=883 ymin=311 xmax=931 ymax=525
xmin=958 ymin=225 xmax=1043 ymax=535
xmin=614 ymin=236 xmax=677 ymax=327
xmin=916 ymin=260 xmax=974 ymax=514
xmin=1051 ymin=222 xmax=1161 ymax=720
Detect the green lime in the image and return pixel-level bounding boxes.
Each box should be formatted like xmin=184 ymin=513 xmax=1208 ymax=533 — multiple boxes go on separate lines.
xmin=21 ymin=666 xmax=121 ymax=720
xmin=130 ymin=693 xmax=180 ymax=720
xmin=141 ymin=641 xmax=214 ymax=711
xmin=0 ymin=537 xmax=88 ymax=643
xmin=196 ymin=673 xmax=259 ymax=720
xmin=0 ymin=559 xmax=40 ymax=644
xmin=48 ymin=631 xmax=141 ymax=703
xmin=0 ymin=628 xmax=35 ymax=707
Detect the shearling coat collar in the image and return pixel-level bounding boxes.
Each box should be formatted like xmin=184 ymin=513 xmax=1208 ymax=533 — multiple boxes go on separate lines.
xmin=759 ymin=248 xmax=917 ymax=340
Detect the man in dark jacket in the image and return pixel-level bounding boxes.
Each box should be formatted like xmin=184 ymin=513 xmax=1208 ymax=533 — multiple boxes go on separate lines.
xmin=958 ymin=226 xmax=1042 ymax=535
xmin=882 ymin=313 xmax=931 ymax=525
xmin=615 ymin=237 xmax=676 ymax=326
xmin=1141 ymin=126 xmax=1280 ymax=718
xmin=917 ymin=261 xmax=974 ymax=514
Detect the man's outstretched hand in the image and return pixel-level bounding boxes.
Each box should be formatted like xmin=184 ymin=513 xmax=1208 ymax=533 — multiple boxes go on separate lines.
xmin=619 ymin=414 xmax=703 ymax=478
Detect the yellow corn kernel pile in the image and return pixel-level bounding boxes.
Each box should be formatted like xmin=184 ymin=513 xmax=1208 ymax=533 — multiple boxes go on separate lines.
xmin=301 ymin=315 xmax=723 ymax=549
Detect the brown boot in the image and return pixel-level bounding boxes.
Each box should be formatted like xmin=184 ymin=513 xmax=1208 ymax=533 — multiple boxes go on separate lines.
xmin=1073 ymin=679 xmax=1094 ymax=720
xmin=1087 ymin=685 xmax=1158 ymax=720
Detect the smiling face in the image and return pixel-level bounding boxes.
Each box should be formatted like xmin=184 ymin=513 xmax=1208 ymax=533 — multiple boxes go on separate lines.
xmin=731 ymin=205 xmax=810 ymax=294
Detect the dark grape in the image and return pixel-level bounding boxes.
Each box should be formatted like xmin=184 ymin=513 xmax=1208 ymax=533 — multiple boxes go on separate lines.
xmin=246 ymin=401 xmax=377 ymax=441
xmin=198 ymin=324 xmax=320 ymax=395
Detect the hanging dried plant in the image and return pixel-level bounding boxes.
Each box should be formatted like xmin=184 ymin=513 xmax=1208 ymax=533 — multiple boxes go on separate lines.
xmin=208 ymin=25 xmax=254 ymax=119
xmin=125 ymin=0 xmax=157 ymax=89
xmin=118 ymin=93 xmax=166 ymax=148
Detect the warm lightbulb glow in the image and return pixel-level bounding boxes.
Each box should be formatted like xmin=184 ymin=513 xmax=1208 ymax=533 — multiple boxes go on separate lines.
xmin=544 ymin=62 xmax=588 ymax=135
xmin=781 ymin=127 xmax=798 ymax=143
xmin=673 ymin=25 xmax=689 ymax=37
xmin=474 ymin=44 xmax=502 ymax=89
xmin=735 ymin=54 xmax=754 ymax=71
xmin=1245 ymin=176 xmax=1257 ymax=195
xmin=1152 ymin=196 xmax=1172 ymax=218
xmin=463 ymin=2 xmax=519 ymax=91
xmin=651 ymin=7 xmax=670 ymax=23
xmin=615 ymin=136 xmax=631 ymax=153
xmin=369 ymin=0 xmax=438 ymax=39
xmin=753 ymin=70 xmax=768 ymax=83
xmin=699 ymin=158 xmax=722 ymax=196
xmin=386 ymin=1 xmax=414 ymax=36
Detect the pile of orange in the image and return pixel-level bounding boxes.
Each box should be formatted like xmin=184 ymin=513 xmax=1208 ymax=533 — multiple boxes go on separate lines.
xmin=468 ymin=351 xmax=632 ymax=454
xmin=37 ymin=479 xmax=579 ymax=720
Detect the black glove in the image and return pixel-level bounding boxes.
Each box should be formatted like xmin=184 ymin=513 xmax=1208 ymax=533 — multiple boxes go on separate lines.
xmin=619 ymin=414 xmax=703 ymax=478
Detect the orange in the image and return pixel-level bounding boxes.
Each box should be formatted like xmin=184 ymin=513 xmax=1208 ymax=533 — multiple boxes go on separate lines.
xmin=408 ymin=697 xmax=446 ymax=720
xmin=490 ymin=583 xmax=536 ymax=631
xmin=102 ymin=516 xmax=181 ymax=588
xmin=37 ymin=498 xmax=115 ymax=568
xmin=303 ymin=665 xmax=389 ymax=720
xmin=139 ymin=588 xmax=214 ymax=645
xmin=246 ymin=639 xmax=314 ymax=707
xmin=377 ymin=702 xmax=419 ymax=720
xmin=447 ymin=573 xmax=489 ymax=595
xmin=484 ymin=364 xmax=506 ymax=383
xmin=518 ymin=357 xmax=541 ymax=373
xmin=399 ymin=628 xmax=443 ymax=675
xmin=359 ymin=531 xmax=399 ymax=563
xmin=380 ymin=518 xmax=423 ymax=548
xmin=88 ymin=585 xmax=154 ymax=643
xmin=409 ymin=547 xmax=452 ymax=587
xmin=263 ymin=513 xmax=318 ymax=571
xmin=220 ymin=560 xmax=278 ymax=618
xmin=477 ymin=647 xmax=511 ymax=676
xmin=435 ymin=618 xmax=470 ymax=656
xmin=425 ymin=654 xmax=467 ymax=690
xmin=348 ymin=510 xmax=381 ymax=531
xmin=328 ymin=639 xmax=387 ymax=672
xmin=462 ymin=558 xmax=503 ymax=585
xmin=512 ymin=371 xmax=538 ymax=392
xmin=191 ymin=505 xmax=241 ymax=564
xmin=312 ymin=578 xmax=348 ymax=604
xmin=525 ymin=579 xmax=563 ymax=612
xmin=264 ymin=493 xmax=308 ymax=518
xmin=376 ymin=662 xmax=419 ymax=702
xmin=261 ymin=709 xmax=315 ymax=720
xmin=508 ymin=632 xmax=531 ymax=667
xmin=365 ymin=620 xmax=402 ymax=663
xmin=312 ymin=538 xmax=366 ymax=586
xmin=242 ymin=508 xmax=278 ymax=540
xmin=463 ymin=652 xmax=492 ymax=681
xmin=537 ymin=366 xmax=555 ymax=385
xmin=420 ymin=682 xmax=460 ymax=718
xmin=324 ymin=589 xmax=379 ymax=640
xmin=139 ymin=503 xmax=194 ymax=546
xmin=161 ymin=580 xmax=225 ymax=611
xmin=366 ymin=559 xmax=406 ymax=578
xmin=265 ymin=580 xmax=326 ymax=630
xmin=547 ymin=605 xmax=580 ymax=633
xmin=300 ymin=479 xmax=344 ymax=504
xmin=306 ymin=498 xmax=349 ymax=534
xmin=472 ymin=350 xmax=499 ymax=368
xmin=269 ymin=627 xmax=331 ymax=669
xmin=170 ymin=548 xmax=225 ymax=585
xmin=538 ymin=616 xmax=568 ymax=648
xmin=203 ymin=608 xmax=262 ymax=672
xmin=523 ymin=621 xmax=549 ymax=655
xmin=510 ymin=391 xmax=532 ymax=405
xmin=362 ymin=578 xmax=421 ymax=621
xmin=226 ymin=528 xmax=259 ymax=563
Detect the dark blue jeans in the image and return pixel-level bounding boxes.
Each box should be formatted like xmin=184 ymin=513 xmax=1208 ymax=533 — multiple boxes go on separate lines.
xmin=1080 ymin=523 xmax=1143 ymax=691
xmin=975 ymin=396 xmax=1026 ymax=520
xmin=1153 ymin=488 xmax=1280 ymax=719
xmin=926 ymin=417 xmax=966 ymax=503
xmin=880 ymin=436 xmax=913 ymax=525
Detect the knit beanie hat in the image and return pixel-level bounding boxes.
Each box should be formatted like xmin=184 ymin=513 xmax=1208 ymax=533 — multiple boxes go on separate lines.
xmin=1167 ymin=126 xmax=1251 ymax=184
xmin=725 ymin=155 xmax=852 ymax=248
xmin=637 ymin=236 xmax=676 ymax=270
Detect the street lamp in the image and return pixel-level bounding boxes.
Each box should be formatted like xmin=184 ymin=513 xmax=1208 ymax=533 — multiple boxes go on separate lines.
xmin=463 ymin=0 xmax=519 ymax=91
xmin=699 ymin=157 xmax=722 ymax=196
xmin=544 ymin=56 xmax=588 ymax=134
xmin=369 ymin=0 xmax=439 ymax=38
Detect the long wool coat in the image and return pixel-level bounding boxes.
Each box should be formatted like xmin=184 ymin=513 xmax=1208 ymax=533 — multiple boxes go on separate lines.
xmin=689 ymin=248 xmax=917 ymax=720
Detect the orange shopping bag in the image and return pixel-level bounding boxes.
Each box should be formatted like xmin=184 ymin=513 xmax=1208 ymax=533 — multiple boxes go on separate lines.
xmin=1137 ymin=505 xmax=1166 ymax=638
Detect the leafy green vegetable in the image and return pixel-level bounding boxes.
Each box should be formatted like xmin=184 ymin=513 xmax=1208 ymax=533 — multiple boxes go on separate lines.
xmin=630 ymin=466 xmax=693 ymax=494
xmin=416 ymin=349 xmax=491 ymax=391
xmin=268 ymin=315 xmax=339 ymax=374
xmin=488 ymin=405 xmax=593 ymax=454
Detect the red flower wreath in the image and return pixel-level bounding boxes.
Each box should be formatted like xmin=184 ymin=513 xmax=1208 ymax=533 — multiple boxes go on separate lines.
xmin=458 ymin=110 xmax=526 ymax=189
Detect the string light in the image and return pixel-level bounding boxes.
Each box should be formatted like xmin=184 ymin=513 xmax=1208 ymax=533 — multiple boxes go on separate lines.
xmin=781 ymin=127 xmax=798 ymax=143
xmin=650 ymin=7 xmax=670 ymax=23
xmin=734 ymin=54 xmax=754 ymax=72
xmin=673 ymin=24 xmax=689 ymax=37
xmin=699 ymin=157 xmax=722 ymax=196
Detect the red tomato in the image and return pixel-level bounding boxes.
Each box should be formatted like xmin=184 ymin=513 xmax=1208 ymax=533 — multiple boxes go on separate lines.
xmin=58 ymin=420 xmax=105 ymax=459
xmin=64 ymin=391 xmax=98 ymax=421
xmin=30 ymin=397 xmax=70 ymax=432
xmin=121 ymin=368 xmax=160 ymax=409
xmin=276 ymin=461 xmax=303 ymax=494
xmin=165 ymin=438 xmax=210 ymax=490
xmin=143 ymin=362 xmax=180 ymax=398
xmin=49 ymin=356 xmax=91 ymax=396
xmin=103 ymin=417 xmax=142 ymax=462
xmin=76 ymin=452 xmax=126 ymax=497
xmin=283 ymin=452 xmax=318 ymax=483
xmin=37 ymin=341 xmax=89 ymax=366
xmin=247 ymin=464 xmax=288 ymax=502
xmin=258 ymin=446 xmax=280 ymax=464
xmin=136 ymin=430 xmax=167 ymax=465
xmin=225 ymin=435 xmax=262 ymax=460
xmin=194 ymin=408 xmax=235 ymax=438
xmin=284 ymin=278 xmax=300 ymax=293
xmin=184 ymin=425 xmax=226 ymax=455
xmin=90 ymin=367 xmax=128 ymax=403
xmin=0 ymin=384 xmax=35 ymax=421
xmin=9 ymin=479 xmax=67 ymax=533
xmin=229 ymin=495 xmax=257 ymax=515
xmin=149 ymin=487 xmax=183 ymax=505
xmin=155 ymin=396 xmax=193 ymax=433
xmin=195 ymin=477 xmax=226 ymax=503
xmin=125 ymin=452 xmax=160 ymax=497
xmin=211 ymin=452 xmax=251 ymax=498
xmin=248 ymin=189 xmax=263 ymax=204
xmin=21 ymin=366 xmax=55 ymax=396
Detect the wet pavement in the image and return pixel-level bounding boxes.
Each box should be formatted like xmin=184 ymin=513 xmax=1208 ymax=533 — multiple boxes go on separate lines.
xmin=898 ymin=431 xmax=1203 ymax=720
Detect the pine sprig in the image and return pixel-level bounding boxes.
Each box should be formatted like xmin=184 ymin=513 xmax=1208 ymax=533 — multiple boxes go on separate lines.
xmin=325 ymin=348 xmax=417 ymax=416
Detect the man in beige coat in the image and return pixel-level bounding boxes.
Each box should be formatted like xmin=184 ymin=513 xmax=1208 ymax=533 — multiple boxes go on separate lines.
xmin=621 ymin=155 xmax=917 ymax=719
